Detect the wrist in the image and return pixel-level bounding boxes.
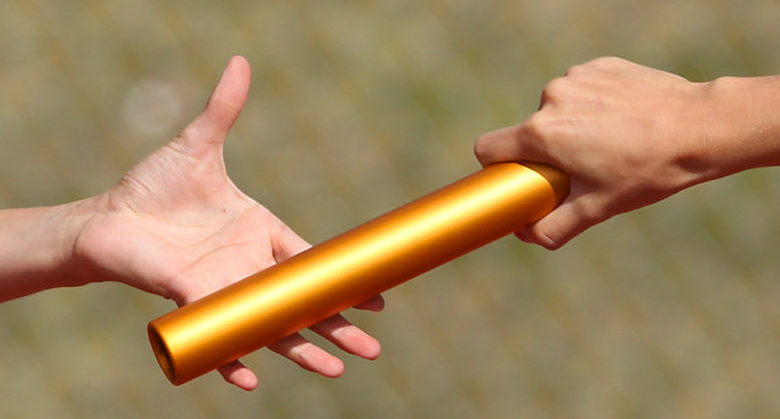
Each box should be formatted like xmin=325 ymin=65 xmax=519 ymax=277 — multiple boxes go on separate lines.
xmin=0 ymin=198 xmax=98 ymax=301
xmin=694 ymin=76 xmax=780 ymax=180
xmin=33 ymin=198 xmax=100 ymax=289
xmin=60 ymin=197 xmax=103 ymax=287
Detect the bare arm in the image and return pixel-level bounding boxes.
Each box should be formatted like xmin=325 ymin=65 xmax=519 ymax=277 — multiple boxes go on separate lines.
xmin=0 ymin=56 xmax=383 ymax=391
xmin=474 ymin=57 xmax=780 ymax=249
xmin=0 ymin=203 xmax=91 ymax=301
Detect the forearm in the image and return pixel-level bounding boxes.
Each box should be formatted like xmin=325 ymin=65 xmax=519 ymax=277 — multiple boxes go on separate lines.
xmin=0 ymin=200 xmax=91 ymax=301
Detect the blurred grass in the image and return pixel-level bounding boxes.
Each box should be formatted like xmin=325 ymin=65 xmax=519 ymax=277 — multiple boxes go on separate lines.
xmin=1 ymin=0 xmax=779 ymax=418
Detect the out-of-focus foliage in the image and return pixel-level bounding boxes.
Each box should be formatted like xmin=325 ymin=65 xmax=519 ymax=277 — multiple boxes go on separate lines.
xmin=1 ymin=1 xmax=779 ymax=418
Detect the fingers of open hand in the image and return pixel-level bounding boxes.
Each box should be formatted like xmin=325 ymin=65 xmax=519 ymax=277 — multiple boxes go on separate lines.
xmin=309 ymin=314 xmax=382 ymax=360
xmin=217 ymin=360 xmax=258 ymax=391
xmin=354 ymin=295 xmax=385 ymax=312
xmin=221 ymin=306 xmax=383 ymax=387
xmin=268 ymin=333 xmax=345 ymax=378
xmin=219 ymin=314 xmax=383 ymax=389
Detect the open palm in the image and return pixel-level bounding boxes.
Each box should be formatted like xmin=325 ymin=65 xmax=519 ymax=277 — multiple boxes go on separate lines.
xmin=74 ymin=57 xmax=383 ymax=390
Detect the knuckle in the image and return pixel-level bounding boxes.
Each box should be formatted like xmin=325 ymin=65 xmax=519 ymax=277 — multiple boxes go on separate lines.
xmin=521 ymin=112 xmax=548 ymax=140
xmin=591 ymin=56 xmax=626 ymax=68
xmin=473 ymin=134 xmax=492 ymax=160
xmin=541 ymin=77 xmax=568 ymax=104
xmin=564 ymin=64 xmax=585 ymax=77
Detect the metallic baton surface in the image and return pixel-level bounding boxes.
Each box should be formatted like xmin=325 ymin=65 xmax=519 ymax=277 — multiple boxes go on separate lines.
xmin=148 ymin=162 xmax=570 ymax=385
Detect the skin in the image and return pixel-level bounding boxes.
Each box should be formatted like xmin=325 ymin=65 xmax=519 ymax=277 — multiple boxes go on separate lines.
xmin=0 ymin=56 xmax=383 ymax=391
xmin=474 ymin=57 xmax=780 ymax=249
xmin=3 ymin=55 xmax=777 ymax=390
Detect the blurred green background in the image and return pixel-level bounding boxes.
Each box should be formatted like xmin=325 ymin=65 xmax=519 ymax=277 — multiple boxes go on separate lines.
xmin=1 ymin=1 xmax=779 ymax=418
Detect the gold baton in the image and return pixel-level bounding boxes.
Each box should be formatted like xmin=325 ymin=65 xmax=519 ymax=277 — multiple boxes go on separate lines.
xmin=148 ymin=162 xmax=569 ymax=385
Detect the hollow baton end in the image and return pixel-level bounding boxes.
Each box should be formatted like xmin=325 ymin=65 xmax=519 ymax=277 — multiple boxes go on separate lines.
xmin=148 ymin=322 xmax=178 ymax=385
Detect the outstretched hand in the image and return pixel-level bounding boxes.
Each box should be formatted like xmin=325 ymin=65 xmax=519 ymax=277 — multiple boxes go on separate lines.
xmin=73 ymin=56 xmax=383 ymax=390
